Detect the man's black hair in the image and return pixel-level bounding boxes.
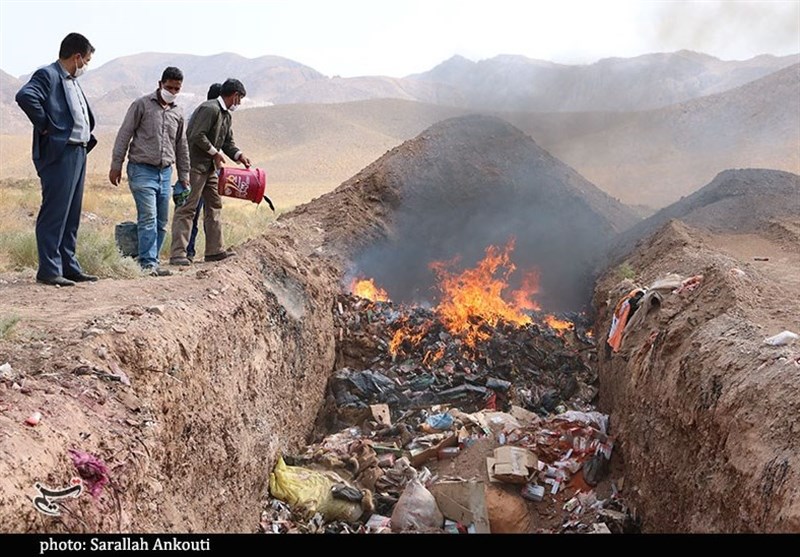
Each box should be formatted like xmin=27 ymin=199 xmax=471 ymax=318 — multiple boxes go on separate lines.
xmin=161 ymin=66 xmax=184 ymax=82
xmin=220 ymin=78 xmax=246 ymax=97
xmin=59 ymin=33 xmax=95 ymax=59
xmin=207 ymin=83 xmax=222 ymax=100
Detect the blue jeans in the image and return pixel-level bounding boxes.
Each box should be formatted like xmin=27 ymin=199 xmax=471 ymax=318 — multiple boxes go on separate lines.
xmin=127 ymin=162 xmax=172 ymax=269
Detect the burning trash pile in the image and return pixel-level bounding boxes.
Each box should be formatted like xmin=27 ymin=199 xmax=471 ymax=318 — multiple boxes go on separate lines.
xmin=262 ymin=240 xmax=637 ymax=534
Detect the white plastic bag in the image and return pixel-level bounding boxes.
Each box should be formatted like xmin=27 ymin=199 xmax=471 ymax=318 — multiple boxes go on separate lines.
xmin=390 ymin=478 xmax=443 ymax=532
xmin=554 ymin=410 xmax=609 ymax=434
xmin=764 ymin=331 xmax=799 ymax=346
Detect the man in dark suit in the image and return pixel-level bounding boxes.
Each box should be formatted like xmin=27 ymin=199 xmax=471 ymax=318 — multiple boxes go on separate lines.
xmin=15 ymin=33 xmax=99 ymax=287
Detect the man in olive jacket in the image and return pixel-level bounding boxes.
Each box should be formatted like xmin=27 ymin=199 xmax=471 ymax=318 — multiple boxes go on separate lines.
xmin=169 ymin=78 xmax=251 ymax=265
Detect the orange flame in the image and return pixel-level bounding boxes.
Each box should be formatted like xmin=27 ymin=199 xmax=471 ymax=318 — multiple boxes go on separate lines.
xmin=544 ymin=315 xmax=574 ymax=336
xmin=423 ymin=345 xmax=446 ymax=365
xmin=389 ymin=319 xmax=431 ymax=357
xmin=350 ymin=277 xmax=389 ymax=302
xmin=510 ymin=269 xmax=542 ymax=311
xmin=430 ymin=239 xmax=533 ymax=347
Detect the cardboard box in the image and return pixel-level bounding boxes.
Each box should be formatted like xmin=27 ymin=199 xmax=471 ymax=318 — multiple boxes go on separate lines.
xmin=488 ymin=446 xmax=537 ymax=484
xmin=370 ymin=404 xmax=391 ymax=426
xmin=430 ymin=480 xmax=491 ymax=534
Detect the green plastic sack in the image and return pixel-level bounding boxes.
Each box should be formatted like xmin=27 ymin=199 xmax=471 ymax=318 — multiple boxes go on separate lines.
xmin=269 ymin=456 xmax=363 ymax=522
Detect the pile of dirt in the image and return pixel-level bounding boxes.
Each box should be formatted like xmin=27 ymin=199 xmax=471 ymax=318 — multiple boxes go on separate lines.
xmin=593 ymin=217 xmax=800 ymax=532
xmin=315 ymin=114 xmax=638 ymax=311
xmin=610 ymin=169 xmax=800 ymax=263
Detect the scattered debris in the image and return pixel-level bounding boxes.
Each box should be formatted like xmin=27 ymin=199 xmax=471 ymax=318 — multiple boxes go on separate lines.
xmin=269 ymin=456 xmax=367 ymax=522
xmin=764 ymin=331 xmax=799 ymax=346
xmin=68 ymin=449 xmax=109 ymax=498
xmin=370 ymin=404 xmax=392 ymax=426
xmin=260 ymin=291 xmax=633 ymax=534
xmin=487 ymin=446 xmax=537 ymax=484
xmin=82 ymin=328 xmax=105 ymax=338
xmin=365 ymin=514 xmax=391 ymax=533
xmin=108 ymin=361 xmax=131 ymax=386
xmin=25 ymin=411 xmax=42 ymax=426
xmin=674 ymin=274 xmax=704 ymax=295
xmin=430 ymin=479 xmax=490 ymax=533
xmin=391 ymin=478 xmax=443 ymax=532
xmin=0 ymin=362 xmax=18 ymax=384
xmin=520 ymin=483 xmax=545 ymax=502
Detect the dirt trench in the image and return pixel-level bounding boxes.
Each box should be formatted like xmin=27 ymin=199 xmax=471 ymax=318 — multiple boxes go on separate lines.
xmin=0 ymin=164 xmax=397 ymax=532
xmin=593 ymin=220 xmax=800 ymax=532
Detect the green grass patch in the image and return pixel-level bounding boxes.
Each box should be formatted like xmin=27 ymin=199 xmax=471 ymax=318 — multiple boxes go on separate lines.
xmin=0 ymin=315 xmax=20 ymax=339
xmin=3 ymin=231 xmax=38 ymax=270
xmin=0 ymin=227 xmax=141 ymax=279
xmin=0 ymin=178 xmax=296 ymax=273
xmin=76 ymin=227 xmax=142 ymax=279
xmin=617 ymin=262 xmax=636 ymax=280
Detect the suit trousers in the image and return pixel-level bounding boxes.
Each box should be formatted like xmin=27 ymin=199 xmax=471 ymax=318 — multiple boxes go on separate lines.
xmin=170 ymin=169 xmax=224 ymax=259
xmin=35 ymin=144 xmax=86 ymax=279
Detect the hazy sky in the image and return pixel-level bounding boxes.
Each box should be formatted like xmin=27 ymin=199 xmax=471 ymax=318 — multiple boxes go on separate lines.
xmin=1 ymin=0 xmax=798 ymax=78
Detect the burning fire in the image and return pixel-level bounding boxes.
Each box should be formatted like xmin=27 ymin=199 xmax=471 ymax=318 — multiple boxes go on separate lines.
xmin=429 ymin=239 xmax=536 ymax=347
xmin=350 ymin=277 xmax=389 ymax=302
xmin=351 ymin=237 xmax=577 ymax=358
xmin=423 ymin=345 xmax=446 ymax=365
xmin=544 ymin=315 xmax=575 ymax=335
xmin=389 ymin=319 xmax=431 ymax=357
xmin=511 ymin=270 xmax=542 ymax=312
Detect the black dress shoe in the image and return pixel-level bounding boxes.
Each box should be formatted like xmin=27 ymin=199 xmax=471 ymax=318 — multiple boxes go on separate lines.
xmin=36 ymin=276 xmax=76 ymax=287
xmin=204 ymin=249 xmax=236 ymax=262
xmin=64 ymin=272 xmax=99 ymax=282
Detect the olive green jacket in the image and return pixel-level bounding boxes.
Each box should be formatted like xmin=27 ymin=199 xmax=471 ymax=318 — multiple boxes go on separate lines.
xmin=187 ymin=98 xmax=241 ymax=173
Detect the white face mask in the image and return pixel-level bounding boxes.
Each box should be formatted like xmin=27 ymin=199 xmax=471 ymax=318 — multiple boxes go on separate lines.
xmin=73 ymin=55 xmax=87 ymax=77
xmin=228 ymin=103 xmax=239 ymax=112
xmin=160 ymin=88 xmax=177 ymax=104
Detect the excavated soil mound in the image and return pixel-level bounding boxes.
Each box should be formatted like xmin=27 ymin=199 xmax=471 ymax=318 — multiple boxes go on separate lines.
xmin=611 ymin=169 xmax=800 ymax=262
xmin=594 ymin=212 xmax=800 ymax=531
xmin=336 ymin=114 xmax=639 ymax=310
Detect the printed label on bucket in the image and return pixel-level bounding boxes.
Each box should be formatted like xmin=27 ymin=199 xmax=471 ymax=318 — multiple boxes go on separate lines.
xmin=222 ymin=174 xmax=251 ymax=199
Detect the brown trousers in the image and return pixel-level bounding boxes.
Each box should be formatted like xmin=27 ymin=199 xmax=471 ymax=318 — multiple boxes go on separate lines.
xmin=170 ymin=169 xmax=224 ymax=259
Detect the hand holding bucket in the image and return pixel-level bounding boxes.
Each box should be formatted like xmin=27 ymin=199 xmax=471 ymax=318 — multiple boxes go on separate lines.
xmin=217 ymin=166 xmax=275 ymax=211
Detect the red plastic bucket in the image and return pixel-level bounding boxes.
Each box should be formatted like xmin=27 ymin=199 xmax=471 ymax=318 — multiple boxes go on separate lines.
xmin=217 ymin=167 xmax=267 ymax=204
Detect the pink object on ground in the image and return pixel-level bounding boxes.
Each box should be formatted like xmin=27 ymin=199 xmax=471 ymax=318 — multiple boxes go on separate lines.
xmin=68 ymin=449 xmax=109 ymax=498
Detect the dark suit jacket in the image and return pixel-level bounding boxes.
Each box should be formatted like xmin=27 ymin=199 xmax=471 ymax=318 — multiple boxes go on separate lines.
xmin=15 ymin=61 xmax=97 ymax=173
